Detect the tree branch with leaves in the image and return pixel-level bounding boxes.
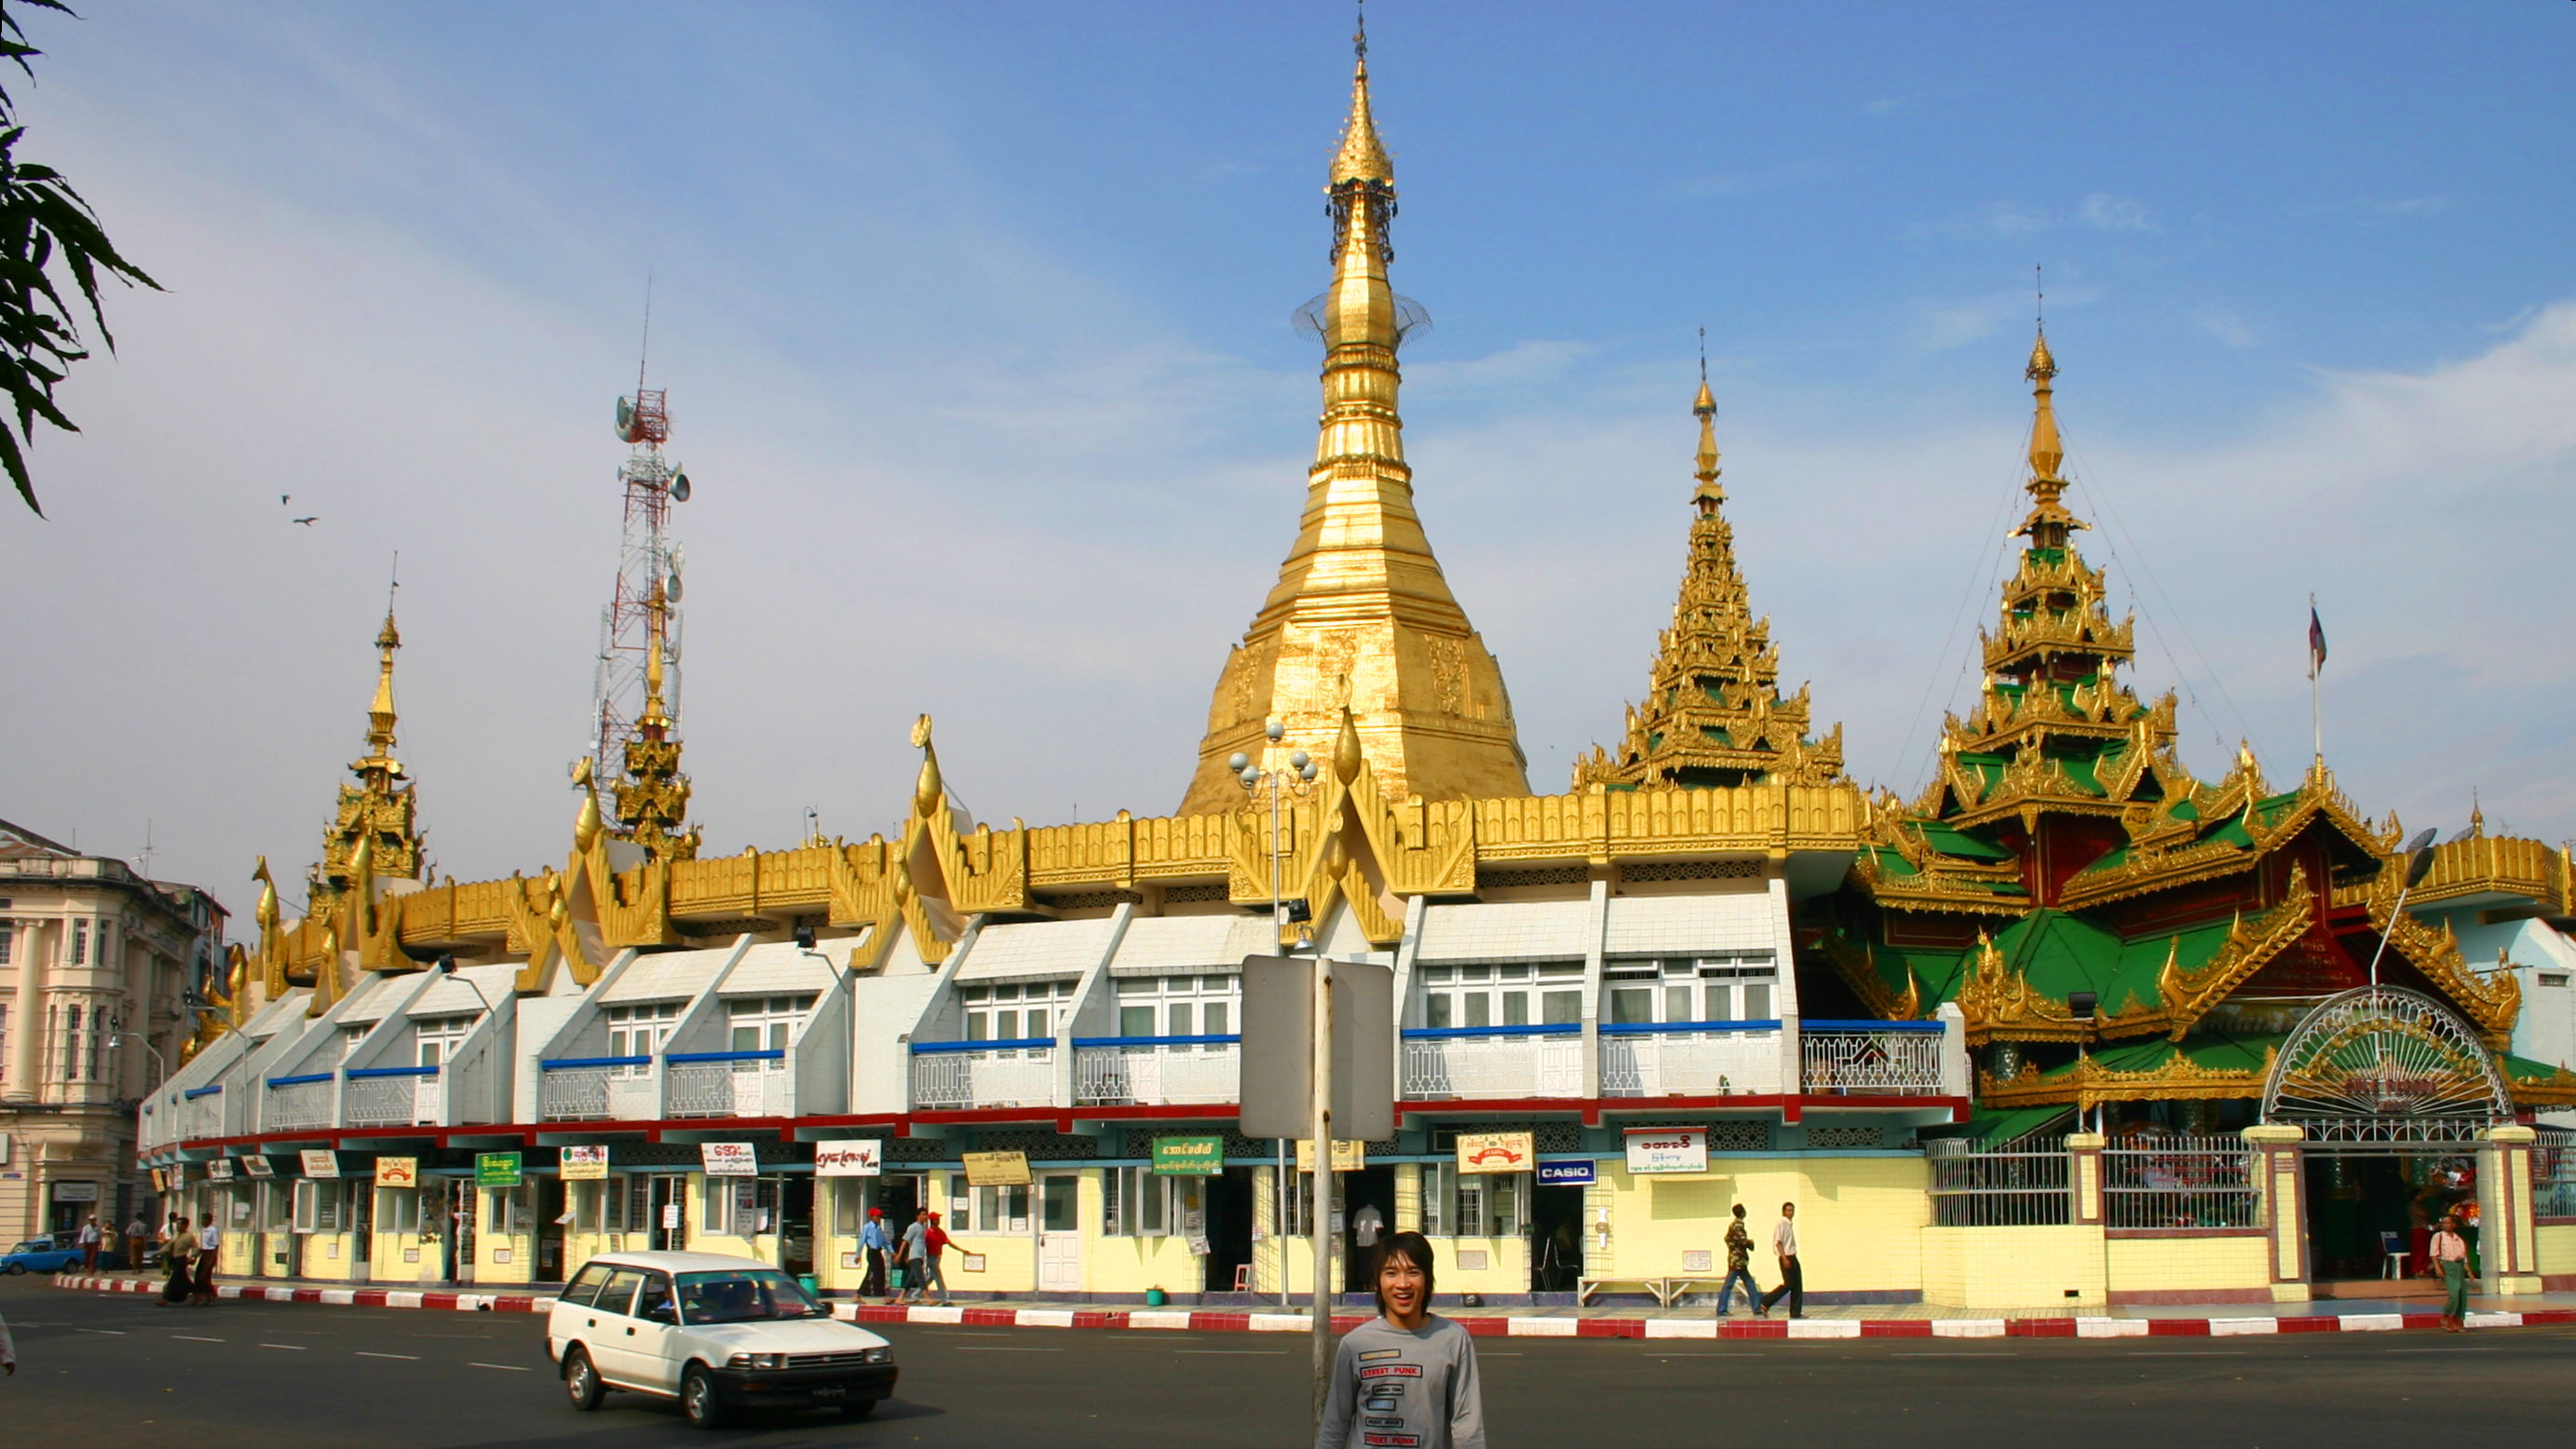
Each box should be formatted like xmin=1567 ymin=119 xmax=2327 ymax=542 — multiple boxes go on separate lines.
xmin=0 ymin=0 xmax=157 ymax=516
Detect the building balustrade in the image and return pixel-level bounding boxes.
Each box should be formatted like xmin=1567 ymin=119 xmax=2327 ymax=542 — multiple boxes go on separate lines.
xmin=343 ymin=1065 xmax=440 ymax=1127
xmin=264 ymin=1074 xmax=334 ymax=1133
xmin=1400 ymin=1026 xmax=1583 ymax=1101
xmin=666 ymin=1052 xmax=788 ymax=1118
xmin=1071 ymin=1036 xmax=1240 ymax=1106
xmin=1799 ymin=1021 xmax=1947 ymax=1095
xmin=538 ymin=1056 xmax=653 ymax=1121
xmin=1600 ymin=1021 xmax=1785 ymax=1098
xmin=910 ymin=1038 xmax=1057 ymax=1111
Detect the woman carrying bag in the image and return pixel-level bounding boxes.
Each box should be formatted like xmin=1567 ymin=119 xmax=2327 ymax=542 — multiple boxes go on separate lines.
xmin=1316 ymin=1231 xmax=1486 ymax=1449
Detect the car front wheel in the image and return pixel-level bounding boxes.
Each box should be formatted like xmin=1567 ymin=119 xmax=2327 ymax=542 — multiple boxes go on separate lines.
xmin=680 ymin=1364 xmax=725 ymax=1430
xmin=563 ymin=1347 xmax=604 ymax=1411
xmin=3 ymin=1263 xmax=24 ymax=1276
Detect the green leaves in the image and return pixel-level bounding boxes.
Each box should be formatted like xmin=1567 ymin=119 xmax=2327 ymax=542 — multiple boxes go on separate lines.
xmin=0 ymin=0 xmax=160 ymax=516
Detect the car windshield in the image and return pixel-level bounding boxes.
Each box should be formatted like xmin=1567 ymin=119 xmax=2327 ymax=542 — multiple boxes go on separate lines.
xmin=12 ymin=1240 xmax=49 ymax=1253
xmin=673 ymin=1269 xmax=830 ymax=1324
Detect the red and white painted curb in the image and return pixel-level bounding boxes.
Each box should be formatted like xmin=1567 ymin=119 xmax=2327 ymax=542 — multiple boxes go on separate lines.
xmin=54 ymin=1275 xmax=2570 ymax=1337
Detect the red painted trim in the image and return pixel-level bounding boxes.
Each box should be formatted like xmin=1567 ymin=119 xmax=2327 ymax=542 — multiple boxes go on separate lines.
xmin=1453 ymin=1317 xmax=1511 ymax=1337
xmin=2109 ymin=1287 xmax=2272 ymax=1306
xmin=2144 ymin=1318 xmax=2213 ymax=1336
xmin=1859 ymin=1319 xmax=1934 ymax=1337
xmin=2275 ymin=1316 xmax=2339 ymax=1334
xmin=2006 ymin=1318 xmax=2076 ymax=1337
xmin=1575 ymin=1318 xmax=1643 ymax=1338
xmin=1718 ymin=1319 xmax=1786 ymax=1338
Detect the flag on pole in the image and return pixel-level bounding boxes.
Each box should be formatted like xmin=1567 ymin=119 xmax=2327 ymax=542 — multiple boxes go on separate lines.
xmin=2307 ymin=603 xmax=2327 ymax=680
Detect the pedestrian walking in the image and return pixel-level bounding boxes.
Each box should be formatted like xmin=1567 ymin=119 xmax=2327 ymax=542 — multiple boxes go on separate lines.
xmin=124 ymin=1214 xmax=151 ymax=1273
xmin=859 ymin=1206 xmax=891 ymax=1300
xmin=76 ymin=1214 xmax=102 ymax=1272
xmin=1316 ymin=1231 xmax=1485 ymax=1449
xmin=921 ymin=1211 xmax=954 ymax=1307
xmin=1757 ymin=1201 xmax=1803 ymax=1319
xmin=897 ymin=1209 xmax=930 ymax=1305
xmin=2431 ymin=1212 xmax=2473 ymax=1332
xmin=191 ymin=1212 xmax=224 ymax=1305
xmin=157 ymin=1219 xmax=198 ymax=1307
xmin=1717 ymin=1203 xmax=1763 ymax=1319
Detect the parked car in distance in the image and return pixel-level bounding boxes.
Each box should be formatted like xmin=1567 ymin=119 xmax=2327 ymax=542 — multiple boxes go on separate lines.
xmin=546 ymin=1250 xmax=897 ymax=1429
xmin=3 ymin=1236 xmax=87 ymax=1274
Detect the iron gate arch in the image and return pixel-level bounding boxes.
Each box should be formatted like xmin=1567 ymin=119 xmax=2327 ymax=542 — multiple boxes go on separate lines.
xmin=2260 ymin=985 xmax=2509 ymax=1143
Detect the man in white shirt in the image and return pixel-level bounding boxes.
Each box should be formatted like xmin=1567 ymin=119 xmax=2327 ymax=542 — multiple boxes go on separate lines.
xmin=193 ymin=1212 xmax=224 ymax=1305
xmin=1758 ymin=1202 xmax=1803 ymax=1319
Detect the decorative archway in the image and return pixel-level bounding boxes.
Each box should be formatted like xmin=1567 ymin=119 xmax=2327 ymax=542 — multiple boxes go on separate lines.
xmin=2261 ymin=985 xmax=2510 ymax=1138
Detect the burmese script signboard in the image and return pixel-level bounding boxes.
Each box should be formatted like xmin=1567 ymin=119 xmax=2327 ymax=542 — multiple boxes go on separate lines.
xmin=1455 ymin=1131 xmax=1535 ymax=1175
xmin=700 ymin=1143 xmax=759 ymax=1178
xmin=1623 ymin=1127 xmax=1709 ymax=1175
xmin=815 ymin=1141 xmax=883 ymax=1177
xmin=559 ymin=1146 xmax=609 ymax=1182
xmin=963 ymin=1150 xmax=1031 ymax=1186
xmin=1152 ymin=1136 xmax=1224 ymax=1176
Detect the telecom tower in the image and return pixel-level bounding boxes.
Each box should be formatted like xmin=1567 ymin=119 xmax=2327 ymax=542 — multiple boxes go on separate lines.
xmin=587 ymin=373 xmax=693 ymax=795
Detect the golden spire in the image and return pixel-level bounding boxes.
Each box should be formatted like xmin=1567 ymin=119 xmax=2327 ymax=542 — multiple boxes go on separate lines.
xmin=1178 ymin=23 xmax=1528 ymax=815
xmin=611 ymin=579 xmax=699 ymax=860
xmin=312 ymin=603 xmax=425 ymax=919
xmin=365 ymin=606 xmax=401 ymax=761
xmin=1572 ymin=362 xmax=1843 ymax=792
xmin=1330 ymin=12 xmax=1392 ymax=187
xmin=1692 ymin=328 xmax=1723 ymax=508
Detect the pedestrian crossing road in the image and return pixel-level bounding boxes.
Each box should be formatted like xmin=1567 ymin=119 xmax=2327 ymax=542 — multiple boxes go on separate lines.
xmin=6 ymin=1280 xmax=2571 ymax=1446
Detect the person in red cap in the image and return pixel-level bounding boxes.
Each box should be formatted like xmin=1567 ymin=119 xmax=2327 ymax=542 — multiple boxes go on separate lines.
xmin=859 ymin=1205 xmax=891 ymax=1301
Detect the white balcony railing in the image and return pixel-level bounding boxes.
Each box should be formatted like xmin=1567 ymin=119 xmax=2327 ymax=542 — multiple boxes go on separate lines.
xmin=1400 ymin=1029 xmax=1583 ymax=1101
xmin=911 ymin=1040 xmax=1057 ymax=1111
xmin=264 ymin=1075 xmax=334 ymax=1132
xmin=1073 ymin=1037 xmax=1241 ymax=1106
xmin=538 ymin=1055 xmax=659 ymax=1121
xmin=344 ymin=1067 xmax=440 ymax=1127
xmin=1800 ymin=1022 xmax=1948 ymax=1095
xmin=667 ymin=1055 xmax=788 ymax=1118
xmin=180 ymin=1087 xmax=226 ymax=1141
xmin=1599 ymin=1023 xmax=1785 ymax=1098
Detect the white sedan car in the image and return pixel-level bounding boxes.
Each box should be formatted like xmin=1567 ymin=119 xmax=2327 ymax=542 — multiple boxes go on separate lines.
xmin=546 ymin=1250 xmax=898 ymax=1429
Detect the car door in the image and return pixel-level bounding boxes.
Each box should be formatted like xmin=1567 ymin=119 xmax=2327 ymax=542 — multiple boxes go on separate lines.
xmin=625 ymin=1270 xmax=686 ymax=1394
xmin=578 ymin=1266 xmax=651 ymax=1389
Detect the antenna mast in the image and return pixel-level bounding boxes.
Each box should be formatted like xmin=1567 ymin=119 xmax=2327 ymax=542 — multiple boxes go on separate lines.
xmin=588 ymin=294 xmax=693 ymax=791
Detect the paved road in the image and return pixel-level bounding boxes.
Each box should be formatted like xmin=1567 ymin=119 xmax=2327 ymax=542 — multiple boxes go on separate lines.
xmin=5 ymin=1279 xmax=2570 ymax=1446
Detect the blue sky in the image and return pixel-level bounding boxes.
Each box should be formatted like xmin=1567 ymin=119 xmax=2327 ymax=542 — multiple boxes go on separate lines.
xmin=4 ymin=2 xmax=2571 ymax=904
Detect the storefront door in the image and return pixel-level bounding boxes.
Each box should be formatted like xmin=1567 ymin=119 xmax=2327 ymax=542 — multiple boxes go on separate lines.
xmin=647 ymin=1173 xmax=689 ymax=1253
xmin=1037 ymin=1173 xmax=1081 ymax=1292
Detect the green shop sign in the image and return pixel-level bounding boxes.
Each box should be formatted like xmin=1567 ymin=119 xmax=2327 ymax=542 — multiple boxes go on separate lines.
xmin=1152 ymin=1135 xmax=1223 ymax=1176
xmin=475 ymin=1151 xmax=524 ymax=1188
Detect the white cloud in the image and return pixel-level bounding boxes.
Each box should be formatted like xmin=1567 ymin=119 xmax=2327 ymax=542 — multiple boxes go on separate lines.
xmin=2196 ymin=305 xmax=2263 ymax=348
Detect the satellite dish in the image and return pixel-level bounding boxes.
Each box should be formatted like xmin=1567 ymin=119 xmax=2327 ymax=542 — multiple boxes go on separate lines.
xmin=669 ymin=544 xmax=685 ymax=571
xmin=665 ymin=572 xmax=685 ymax=603
xmin=670 ymin=471 xmax=691 ymax=502
xmin=615 ymin=396 xmax=634 ymax=440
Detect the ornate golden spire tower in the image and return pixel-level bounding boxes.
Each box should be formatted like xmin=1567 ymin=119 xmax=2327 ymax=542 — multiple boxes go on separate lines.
xmin=611 ymin=581 xmax=700 ymax=860
xmin=1179 ymin=24 xmax=1528 ymax=814
xmin=311 ymin=606 xmax=425 ymax=912
xmin=1574 ymin=364 xmax=1843 ymax=789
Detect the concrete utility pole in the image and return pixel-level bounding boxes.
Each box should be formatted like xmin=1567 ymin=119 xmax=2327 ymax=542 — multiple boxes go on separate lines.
xmin=1311 ymin=950 xmax=1335 ymax=1422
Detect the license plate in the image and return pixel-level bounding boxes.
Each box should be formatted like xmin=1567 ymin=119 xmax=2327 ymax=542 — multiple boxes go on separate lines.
xmin=812 ymin=1387 xmax=847 ymax=1399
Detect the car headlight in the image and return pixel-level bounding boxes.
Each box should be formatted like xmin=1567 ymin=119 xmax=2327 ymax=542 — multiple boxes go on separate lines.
xmin=861 ymin=1347 xmax=890 ymax=1364
xmin=725 ymin=1353 xmax=783 ymax=1370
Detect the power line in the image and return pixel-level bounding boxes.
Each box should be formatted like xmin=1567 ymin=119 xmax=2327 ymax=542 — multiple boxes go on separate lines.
xmin=1886 ymin=464 xmax=2025 ymax=791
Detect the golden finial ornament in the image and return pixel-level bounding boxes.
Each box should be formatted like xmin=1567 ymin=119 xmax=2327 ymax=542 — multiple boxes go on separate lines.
xmin=610 ymin=576 xmax=700 ymax=860
xmin=1692 ymin=326 xmax=1723 ymax=508
xmin=1331 ymin=4 xmax=1391 ymax=187
xmin=1335 ymin=706 xmax=1365 ymax=784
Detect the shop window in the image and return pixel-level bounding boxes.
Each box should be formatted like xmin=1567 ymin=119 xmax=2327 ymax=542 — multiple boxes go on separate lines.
xmin=705 ymin=1176 xmax=778 ymax=1237
xmin=291 ymin=1179 xmax=345 ymax=1234
xmin=970 ymin=1184 xmax=1031 ymax=1234
xmin=960 ymin=981 xmax=1075 ymax=1047
xmin=376 ymin=1185 xmax=421 ymax=1234
xmin=1604 ymin=955 xmax=1777 ymax=1023
xmin=1103 ymin=1168 xmax=1207 ymax=1237
xmin=1420 ymin=961 xmax=1581 ymax=1030
xmin=604 ymin=1002 xmax=682 ymax=1074
xmin=725 ymin=995 xmax=816 ymax=1055
xmin=414 ymin=1015 xmax=474 ymax=1068
xmin=1418 ymin=1163 xmax=1525 ymax=1239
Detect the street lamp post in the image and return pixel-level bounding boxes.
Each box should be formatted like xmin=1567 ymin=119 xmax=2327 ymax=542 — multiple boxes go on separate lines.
xmin=1232 ymin=722 xmax=1319 ymax=1316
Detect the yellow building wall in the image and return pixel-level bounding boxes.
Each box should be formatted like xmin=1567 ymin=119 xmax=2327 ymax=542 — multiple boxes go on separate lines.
xmin=2105 ymin=1235 xmax=2270 ymax=1296
xmin=1593 ymin=1157 xmax=1932 ymax=1293
xmin=2534 ymin=1222 xmax=2576 ymax=1280
xmin=1422 ymin=1236 xmax=1529 ymax=1297
xmin=471 ymin=1186 xmax=536 ymax=1285
xmin=1080 ymin=1171 xmax=1209 ymax=1294
xmin=296 ymin=1228 xmax=359 ymax=1280
xmin=1919 ymin=1226 xmax=2106 ymax=1308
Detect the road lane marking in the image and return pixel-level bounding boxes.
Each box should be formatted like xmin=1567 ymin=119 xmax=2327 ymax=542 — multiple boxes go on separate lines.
xmin=956 ymin=1346 xmax=1063 ymax=1352
xmin=2386 ymin=1347 xmax=2501 ymax=1352
xmin=2128 ymin=1351 xmax=2248 ymax=1357
xmin=356 ymin=1352 xmax=421 ymax=1360
xmin=1895 ymin=1352 xmax=2015 ymax=1358
xmin=76 ymin=1328 xmax=129 ymax=1335
xmin=469 ymin=1362 xmax=533 ymax=1372
xmin=1176 ymin=1349 xmax=1285 ymax=1355
xmin=172 ymin=1335 xmax=225 ymax=1342
xmin=260 ymin=1343 xmax=309 ymax=1350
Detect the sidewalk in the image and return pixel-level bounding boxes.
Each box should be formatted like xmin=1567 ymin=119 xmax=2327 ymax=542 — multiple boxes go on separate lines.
xmin=55 ymin=1271 xmax=2576 ymax=1338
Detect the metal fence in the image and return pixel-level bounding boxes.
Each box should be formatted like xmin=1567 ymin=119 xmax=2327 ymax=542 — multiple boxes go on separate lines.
xmin=1800 ymin=1023 xmax=1946 ymax=1095
xmin=2539 ymin=1129 xmax=2576 ymax=1221
xmin=2102 ymin=1135 xmax=2260 ymax=1229
xmin=1927 ymin=1136 xmax=2069 ymax=1226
